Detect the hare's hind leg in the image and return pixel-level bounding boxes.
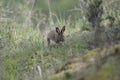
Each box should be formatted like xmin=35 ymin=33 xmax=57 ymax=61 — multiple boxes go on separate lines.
xmin=47 ymin=38 xmax=50 ymax=46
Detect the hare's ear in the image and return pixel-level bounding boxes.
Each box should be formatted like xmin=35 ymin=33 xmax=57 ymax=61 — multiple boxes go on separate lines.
xmin=56 ymin=27 xmax=60 ymax=33
xmin=61 ymin=26 xmax=65 ymax=33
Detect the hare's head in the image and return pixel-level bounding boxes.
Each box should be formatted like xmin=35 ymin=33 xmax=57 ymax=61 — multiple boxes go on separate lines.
xmin=56 ymin=26 xmax=65 ymax=43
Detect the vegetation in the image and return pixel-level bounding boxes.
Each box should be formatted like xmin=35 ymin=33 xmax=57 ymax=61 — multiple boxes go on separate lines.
xmin=0 ymin=0 xmax=120 ymax=80
xmin=49 ymin=45 xmax=120 ymax=80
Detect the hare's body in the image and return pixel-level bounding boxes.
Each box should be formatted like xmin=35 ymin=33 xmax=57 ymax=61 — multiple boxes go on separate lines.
xmin=47 ymin=30 xmax=59 ymax=45
xmin=47 ymin=26 xmax=65 ymax=46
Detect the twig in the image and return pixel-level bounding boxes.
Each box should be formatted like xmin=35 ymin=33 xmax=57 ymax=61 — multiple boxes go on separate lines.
xmin=37 ymin=65 xmax=43 ymax=80
xmin=22 ymin=0 xmax=36 ymax=28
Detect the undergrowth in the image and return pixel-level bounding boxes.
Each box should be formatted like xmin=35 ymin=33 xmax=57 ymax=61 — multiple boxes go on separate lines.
xmin=0 ymin=24 xmax=90 ymax=80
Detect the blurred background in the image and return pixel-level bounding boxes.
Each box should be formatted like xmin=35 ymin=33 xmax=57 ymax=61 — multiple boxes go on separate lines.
xmin=0 ymin=0 xmax=120 ymax=80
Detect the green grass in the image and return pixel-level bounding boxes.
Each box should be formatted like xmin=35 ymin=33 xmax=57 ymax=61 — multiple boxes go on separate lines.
xmin=0 ymin=24 xmax=90 ymax=80
xmin=0 ymin=0 xmax=119 ymax=80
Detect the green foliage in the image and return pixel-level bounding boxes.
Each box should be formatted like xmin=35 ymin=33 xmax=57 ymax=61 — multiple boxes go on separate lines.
xmin=0 ymin=0 xmax=120 ymax=80
xmin=0 ymin=25 xmax=88 ymax=80
xmin=86 ymin=46 xmax=120 ymax=80
xmin=48 ymin=44 xmax=120 ymax=80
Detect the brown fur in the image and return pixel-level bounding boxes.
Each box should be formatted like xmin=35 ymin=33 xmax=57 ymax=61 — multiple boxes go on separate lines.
xmin=47 ymin=26 xmax=65 ymax=46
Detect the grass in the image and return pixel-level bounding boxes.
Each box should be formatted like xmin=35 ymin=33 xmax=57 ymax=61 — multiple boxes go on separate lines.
xmin=0 ymin=22 xmax=90 ymax=80
xmin=0 ymin=0 xmax=119 ymax=79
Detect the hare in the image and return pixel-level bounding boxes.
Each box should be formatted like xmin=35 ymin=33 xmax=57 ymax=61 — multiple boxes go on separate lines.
xmin=47 ymin=26 xmax=65 ymax=46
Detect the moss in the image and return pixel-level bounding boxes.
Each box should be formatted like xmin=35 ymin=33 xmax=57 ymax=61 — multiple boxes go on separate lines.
xmin=96 ymin=56 xmax=120 ymax=80
xmin=83 ymin=48 xmax=100 ymax=60
xmin=85 ymin=45 xmax=120 ymax=80
xmin=49 ymin=44 xmax=120 ymax=80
